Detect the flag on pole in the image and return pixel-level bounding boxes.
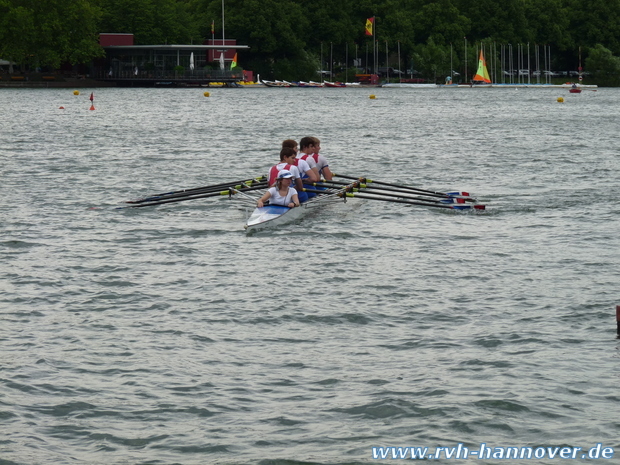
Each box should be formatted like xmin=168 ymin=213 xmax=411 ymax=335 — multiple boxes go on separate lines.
xmin=211 ymin=20 xmax=215 ymax=35
xmin=230 ymin=53 xmax=238 ymax=69
xmin=89 ymin=92 xmax=94 ymax=102
xmin=365 ymin=17 xmax=374 ymax=36
xmin=219 ymin=52 xmax=225 ymax=70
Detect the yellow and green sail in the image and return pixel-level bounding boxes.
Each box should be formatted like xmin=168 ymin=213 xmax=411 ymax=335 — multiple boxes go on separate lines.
xmin=473 ymin=50 xmax=491 ymax=83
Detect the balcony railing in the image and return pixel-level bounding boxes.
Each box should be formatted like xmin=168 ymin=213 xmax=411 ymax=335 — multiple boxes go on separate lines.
xmin=95 ymin=69 xmax=243 ymax=82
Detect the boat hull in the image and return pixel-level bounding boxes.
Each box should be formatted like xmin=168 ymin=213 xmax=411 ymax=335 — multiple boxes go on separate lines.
xmin=244 ymin=204 xmax=306 ymax=232
xmin=382 ymin=83 xmax=438 ymax=88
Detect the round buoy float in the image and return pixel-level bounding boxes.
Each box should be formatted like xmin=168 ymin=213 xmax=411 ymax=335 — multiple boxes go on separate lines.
xmin=557 ymin=97 xmax=564 ymax=103
xmin=59 ymin=106 xmax=65 ymax=109
xmin=73 ymin=90 xmax=80 ymax=95
xmin=369 ymin=94 xmax=376 ymax=99
xmin=204 ymin=91 xmax=210 ymax=97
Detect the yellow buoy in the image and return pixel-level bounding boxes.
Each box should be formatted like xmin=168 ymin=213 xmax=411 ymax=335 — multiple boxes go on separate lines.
xmin=73 ymin=90 xmax=80 ymax=95
xmin=204 ymin=91 xmax=210 ymax=97
xmin=557 ymin=97 xmax=564 ymax=103
xmin=369 ymin=94 xmax=376 ymax=99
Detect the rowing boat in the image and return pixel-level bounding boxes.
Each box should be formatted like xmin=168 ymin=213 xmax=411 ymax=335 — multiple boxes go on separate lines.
xmin=124 ymin=174 xmax=485 ymax=233
xmin=243 ymin=181 xmax=354 ymax=233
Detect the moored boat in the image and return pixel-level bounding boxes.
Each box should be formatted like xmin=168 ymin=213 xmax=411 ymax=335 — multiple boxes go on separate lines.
xmin=297 ymin=81 xmax=323 ymax=87
xmin=382 ymin=83 xmax=438 ymax=88
xmin=261 ymin=79 xmax=289 ymax=87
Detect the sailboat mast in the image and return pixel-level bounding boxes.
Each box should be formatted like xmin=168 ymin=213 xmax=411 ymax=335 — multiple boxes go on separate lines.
xmin=578 ymin=46 xmax=582 ymax=82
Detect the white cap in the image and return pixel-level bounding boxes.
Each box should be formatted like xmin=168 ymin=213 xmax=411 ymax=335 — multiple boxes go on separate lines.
xmin=277 ymin=170 xmax=294 ymax=179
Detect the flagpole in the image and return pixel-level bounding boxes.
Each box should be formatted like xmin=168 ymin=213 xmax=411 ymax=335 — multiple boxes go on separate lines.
xmin=330 ymin=42 xmax=333 ymax=81
xmin=398 ymin=41 xmax=401 ymax=83
xmin=464 ymin=37 xmax=467 ymax=83
xmin=385 ymin=40 xmax=389 ymax=80
xmin=221 ymin=0 xmax=226 ymax=73
xmin=320 ymin=42 xmax=323 ymax=83
xmin=345 ymin=42 xmax=349 ymax=83
xmin=374 ymin=17 xmax=377 ymax=76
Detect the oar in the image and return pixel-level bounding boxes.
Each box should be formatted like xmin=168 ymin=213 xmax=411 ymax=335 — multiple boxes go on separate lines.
xmin=333 ymin=174 xmax=473 ymax=200
xmin=344 ymin=186 xmax=463 ymax=204
xmin=126 ymin=175 xmax=267 ymax=203
xmin=127 ymin=177 xmax=267 ymax=204
xmin=339 ymin=192 xmax=485 ymax=210
xmin=127 ymin=179 xmax=269 ymax=204
xmin=309 ymin=181 xmax=471 ymax=204
xmin=122 ymin=185 xmax=267 ymax=208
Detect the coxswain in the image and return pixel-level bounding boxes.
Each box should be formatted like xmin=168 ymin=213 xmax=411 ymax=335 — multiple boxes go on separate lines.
xmin=257 ymin=170 xmax=300 ymax=208
xmin=268 ymin=147 xmax=308 ymax=203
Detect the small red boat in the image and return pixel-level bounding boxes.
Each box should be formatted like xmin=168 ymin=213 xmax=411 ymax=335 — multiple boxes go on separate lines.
xmin=569 ymin=87 xmax=582 ymax=94
xmin=324 ymin=81 xmax=346 ymax=87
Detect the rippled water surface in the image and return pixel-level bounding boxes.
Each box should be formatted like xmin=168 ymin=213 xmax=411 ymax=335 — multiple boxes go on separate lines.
xmin=1 ymin=86 xmax=619 ymax=465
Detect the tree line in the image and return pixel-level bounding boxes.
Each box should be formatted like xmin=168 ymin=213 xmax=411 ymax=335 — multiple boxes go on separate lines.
xmin=2 ymin=0 xmax=620 ymax=84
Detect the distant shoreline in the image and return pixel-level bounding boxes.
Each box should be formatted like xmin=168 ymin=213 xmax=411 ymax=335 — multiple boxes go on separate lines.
xmin=0 ymin=77 xmax=115 ymax=88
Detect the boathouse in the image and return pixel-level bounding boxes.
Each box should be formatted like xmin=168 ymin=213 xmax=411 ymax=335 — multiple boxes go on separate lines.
xmin=95 ymin=34 xmax=250 ymax=87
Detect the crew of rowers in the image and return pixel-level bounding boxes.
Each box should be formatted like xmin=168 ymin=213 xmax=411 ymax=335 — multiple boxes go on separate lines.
xmin=257 ymin=136 xmax=333 ymax=208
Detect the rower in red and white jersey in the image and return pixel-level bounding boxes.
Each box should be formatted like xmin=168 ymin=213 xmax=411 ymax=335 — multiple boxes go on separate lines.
xmin=281 ymin=139 xmax=318 ymax=184
xmin=298 ymin=136 xmax=333 ymax=181
xmin=268 ymin=147 xmax=308 ymax=203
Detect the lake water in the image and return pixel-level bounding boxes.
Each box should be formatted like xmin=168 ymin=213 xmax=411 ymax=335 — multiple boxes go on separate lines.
xmin=1 ymin=86 xmax=619 ymax=465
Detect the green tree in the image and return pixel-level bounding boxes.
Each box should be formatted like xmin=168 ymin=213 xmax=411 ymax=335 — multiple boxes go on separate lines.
xmin=411 ymin=0 xmax=470 ymax=46
xmin=190 ymin=0 xmax=315 ymax=79
xmin=567 ymin=0 xmax=620 ymax=54
xmin=585 ymin=43 xmax=620 ymax=85
xmin=0 ymin=0 xmax=103 ymax=69
xmin=96 ymin=0 xmax=199 ymax=44
xmin=413 ymin=38 xmax=450 ymax=81
xmin=455 ymin=0 xmax=527 ymax=43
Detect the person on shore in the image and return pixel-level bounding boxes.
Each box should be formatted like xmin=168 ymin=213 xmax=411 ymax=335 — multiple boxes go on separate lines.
xmin=298 ymin=136 xmax=333 ymax=181
xmin=257 ymin=170 xmax=300 ymax=208
xmin=268 ymin=147 xmax=308 ymax=203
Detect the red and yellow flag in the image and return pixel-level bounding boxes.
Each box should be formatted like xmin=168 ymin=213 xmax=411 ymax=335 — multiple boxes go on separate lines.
xmin=365 ymin=17 xmax=374 ymax=36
